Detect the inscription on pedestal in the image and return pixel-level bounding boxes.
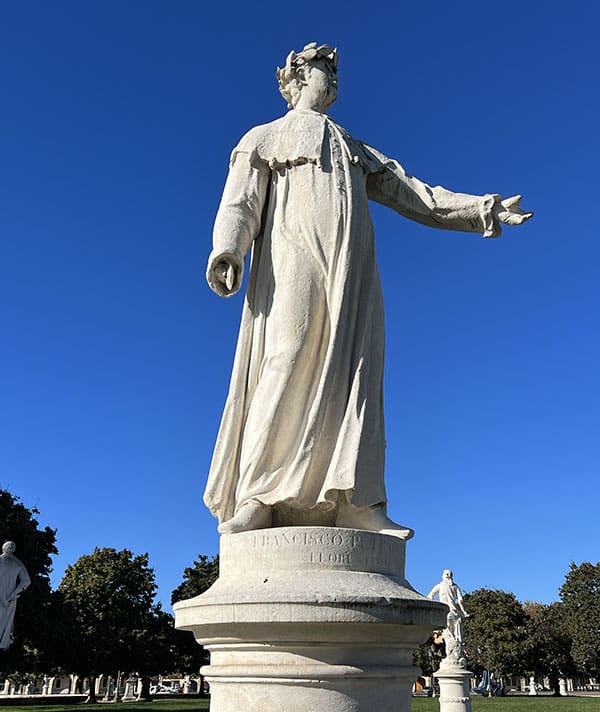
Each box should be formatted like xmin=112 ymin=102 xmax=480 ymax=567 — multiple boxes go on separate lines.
xmin=221 ymin=527 xmax=406 ymax=578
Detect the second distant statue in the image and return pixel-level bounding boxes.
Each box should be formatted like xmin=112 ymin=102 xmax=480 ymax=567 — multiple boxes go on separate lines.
xmin=428 ymin=569 xmax=469 ymax=666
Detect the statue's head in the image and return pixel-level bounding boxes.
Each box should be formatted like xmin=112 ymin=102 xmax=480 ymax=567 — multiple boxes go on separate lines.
xmin=2 ymin=541 xmax=16 ymax=555
xmin=277 ymin=42 xmax=338 ymax=112
xmin=443 ymin=569 xmax=453 ymax=580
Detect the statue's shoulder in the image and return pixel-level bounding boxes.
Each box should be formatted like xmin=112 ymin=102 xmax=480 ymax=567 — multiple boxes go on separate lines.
xmin=232 ymin=112 xmax=325 ymax=168
xmin=234 ymin=115 xmax=290 ymax=155
xmin=332 ymin=124 xmax=388 ymax=174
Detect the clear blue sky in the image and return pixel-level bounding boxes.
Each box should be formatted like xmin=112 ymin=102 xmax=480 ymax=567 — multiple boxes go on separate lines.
xmin=1 ymin=0 xmax=598 ymax=608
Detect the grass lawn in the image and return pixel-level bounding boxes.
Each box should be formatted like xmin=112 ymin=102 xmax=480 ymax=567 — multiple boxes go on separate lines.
xmin=0 ymin=702 xmax=209 ymax=712
xmin=413 ymin=696 xmax=600 ymax=711
xmin=2 ymin=697 xmax=599 ymax=711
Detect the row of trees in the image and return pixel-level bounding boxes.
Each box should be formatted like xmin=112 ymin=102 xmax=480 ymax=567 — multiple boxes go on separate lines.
xmin=0 ymin=490 xmax=218 ymax=700
xmin=414 ymin=564 xmax=600 ymax=694
xmin=4 ymin=489 xmax=600 ymax=698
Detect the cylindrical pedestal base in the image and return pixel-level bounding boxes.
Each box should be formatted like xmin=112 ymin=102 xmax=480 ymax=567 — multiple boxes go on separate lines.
xmin=435 ymin=666 xmax=473 ymax=712
xmin=174 ymin=527 xmax=446 ymax=712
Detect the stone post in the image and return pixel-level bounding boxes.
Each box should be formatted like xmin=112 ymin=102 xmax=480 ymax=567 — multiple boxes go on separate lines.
xmin=102 ymin=676 xmax=113 ymax=701
xmin=122 ymin=677 xmax=137 ymax=701
xmin=434 ymin=664 xmax=473 ymax=712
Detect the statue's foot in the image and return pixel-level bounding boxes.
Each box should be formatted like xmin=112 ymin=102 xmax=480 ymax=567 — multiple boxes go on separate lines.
xmin=336 ymin=504 xmax=414 ymax=540
xmin=218 ymin=500 xmax=272 ymax=535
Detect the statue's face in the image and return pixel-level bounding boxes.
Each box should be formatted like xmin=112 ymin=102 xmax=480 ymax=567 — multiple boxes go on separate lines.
xmin=298 ymin=57 xmax=337 ymax=111
xmin=443 ymin=569 xmax=453 ymax=581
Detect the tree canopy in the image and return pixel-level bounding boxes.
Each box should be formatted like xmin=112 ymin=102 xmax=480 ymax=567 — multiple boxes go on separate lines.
xmin=5 ymin=487 xmax=600 ymax=689
xmin=57 ymin=547 xmax=177 ymax=699
xmin=523 ymin=601 xmax=576 ymax=694
xmin=560 ymin=561 xmax=600 ymax=677
xmin=171 ymin=554 xmax=219 ymax=605
xmin=463 ymin=588 xmax=528 ymax=680
xmin=169 ymin=554 xmax=220 ymax=675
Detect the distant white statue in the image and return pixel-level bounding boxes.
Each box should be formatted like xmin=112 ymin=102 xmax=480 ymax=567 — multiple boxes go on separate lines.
xmin=428 ymin=569 xmax=469 ymax=664
xmin=0 ymin=541 xmax=31 ymax=649
xmin=205 ymin=42 xmax=533 ymax=536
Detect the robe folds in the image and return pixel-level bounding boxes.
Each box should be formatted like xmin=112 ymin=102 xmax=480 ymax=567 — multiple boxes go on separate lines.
xmin=205 ymin=109 xmax=499 ymax=524
xmin=0 ymin=554 xmax=30 ymax=650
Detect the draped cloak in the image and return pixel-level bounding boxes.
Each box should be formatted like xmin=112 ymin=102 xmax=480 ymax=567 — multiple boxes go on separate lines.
xmin=0 ymin=554 xmax=30 ymax=650
xmin=204 ymin=109 xmax=499 ymax=524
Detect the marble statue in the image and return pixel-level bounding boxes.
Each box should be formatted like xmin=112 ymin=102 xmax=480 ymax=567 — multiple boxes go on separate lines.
xmin=205 ymin=42 xmax=533 ymax=536
xmin=0 ymin=541 xmax=31 ymax=650
xmin=428 ymin=569 xmax=469 ymax=664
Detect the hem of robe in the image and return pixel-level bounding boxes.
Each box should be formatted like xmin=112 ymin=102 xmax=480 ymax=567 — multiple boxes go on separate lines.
xmin=206 ymin=487 xmax=389 ymax=523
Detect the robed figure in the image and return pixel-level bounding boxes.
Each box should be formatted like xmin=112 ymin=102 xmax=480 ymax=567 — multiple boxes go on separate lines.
xmin=205 ymin=44 xmax=532 ymax=535
xmin=0 ymin=541 xmax=31 ymax=650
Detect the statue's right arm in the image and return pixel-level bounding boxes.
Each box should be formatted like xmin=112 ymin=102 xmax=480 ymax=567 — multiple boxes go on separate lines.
xmin=427 ymin=583 xmax=441 ymax=600
xmin=206 ymin=148 xmax=271 ymax=298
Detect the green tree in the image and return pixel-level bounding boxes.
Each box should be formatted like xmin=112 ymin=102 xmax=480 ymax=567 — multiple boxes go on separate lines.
xmin=560 ymin=561 xmax=600 ymax=678
xmin=523 ymin=601 xmax=576 ymax=695
xmin=171 ymin=554 xmax=219 ymax=605
xmin=413 ymin=632 xmax=442 ymax=677
xmin=58 ymin=547 xmax=174 ymax=702
xmin=463 ymin=588 xmax=528 ymax=690
xmin=170 ymin=554 xmax=220 ymax=687
xmin=0 ymin=490 xmax=58 ymax=676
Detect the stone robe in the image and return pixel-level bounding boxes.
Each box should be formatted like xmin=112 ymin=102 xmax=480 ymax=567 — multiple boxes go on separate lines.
xmin=0 ymin=553 xmax=31 ymax=649
xmin=205 ymin=109 xmax=499 ymax=524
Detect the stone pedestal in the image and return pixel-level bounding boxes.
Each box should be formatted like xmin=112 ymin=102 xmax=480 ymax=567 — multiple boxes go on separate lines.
xmin=174 ymin=526 xmax=445 ymax=712
xmin=434 ymin=665 xmax=472 ymax=712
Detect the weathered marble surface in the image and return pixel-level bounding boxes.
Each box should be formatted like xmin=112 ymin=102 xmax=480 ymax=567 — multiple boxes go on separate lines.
xmin=204 ymin=43 xmax=533 ymax=536
xmin=174 ymin=527 xmax=446 ymax=712
xmin=428 ymin=569 xmax=470 ymax=667
xmin=429 ymin=569 xmax=473 ymax=712
xmin=434 ymin=667 xmax=473 ymax=712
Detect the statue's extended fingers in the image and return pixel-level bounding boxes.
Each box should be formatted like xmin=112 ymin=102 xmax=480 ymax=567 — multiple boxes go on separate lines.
xmin=214 ymin=261 xmax=229 ymax=283
xmin=502 ymin=211 xmax=533 ymax=226
xmin=501 ymin=194 xmax=522 ymax=209
xmin=225 ymin=265 xmax=235 ymax=291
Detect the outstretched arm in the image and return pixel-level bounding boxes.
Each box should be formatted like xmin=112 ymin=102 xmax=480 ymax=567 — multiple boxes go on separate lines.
xmin=427 ymin=583 xmax=441 ymax=600
xmin=366 ymin=148 xmax=532 ymax=238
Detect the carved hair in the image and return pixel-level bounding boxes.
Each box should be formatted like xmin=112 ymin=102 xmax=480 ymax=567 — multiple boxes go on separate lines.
xmin=276 ymin=42 xmax=338 ymax=109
